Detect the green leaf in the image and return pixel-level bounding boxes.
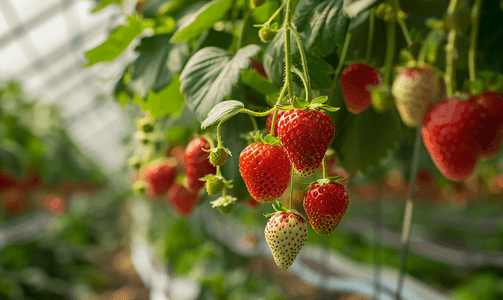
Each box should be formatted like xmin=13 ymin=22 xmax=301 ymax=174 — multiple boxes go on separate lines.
xmin=329 ymin=86 xmax=402 ymax=174
xmin=294 ymin=0 xmax=350 ymax=56
xmin=311 ymin=96 xmax=328 ymax=104
xmin=263 ymin=134 xmax=282 ymax=145
xmin=171 ymin=0 xmax=234 ymax=42
xmin=273 ymin=200 xmax=287 ymax=212
xmin=343 ymin=0 xmax=382 ymax=18
xmin=240 ymin=69 xmax=280 ymax=103
xmin=180 ymin=45 xmax=262 ymax=121
xmin=264 ymin=29 xmax=334 ymax=88
xmin=201 ymin=100 xmax=245 ymax=129
xmin=128 ymin=34 xmax=190 ymax=98
xmin=91 ymin=0 xmax=121 ymax=12
xmin=292 ymin=96 xmax=310 ymax=108
xmin=84 ymin=15 xmax=145 ymax=67
xmin=136 ymin=74 xmax=184 ymax=117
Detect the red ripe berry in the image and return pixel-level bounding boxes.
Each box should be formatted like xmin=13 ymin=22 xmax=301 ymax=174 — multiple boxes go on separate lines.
xmin=239 ymin=142 xmax=291 ymax=203
xmin=422 ymin=97 xmax=484 ymax=181
xmin=473 ymin=92 xmax=503 ymax=160
xmin=168 ymin=184 xmax=199 ymax=217
xmin=144 ymin=160 xmax=177 ymax=197
xmin=250 ymin=58 xmax=268 ymax=79
xmin=185 ymin=137 xmax=216 ymax=191
xmin=341 ymin=63 xmax=382 ymax=114
xmin=244 ymin=198 xmax=261 ymax=210
xmin=266 ymin=110 xmax=286 ymax=136
xmin=277 ymin=109 xmax=335 ymax=177
xmin=303 ymin=182 xmax=349 ymax=235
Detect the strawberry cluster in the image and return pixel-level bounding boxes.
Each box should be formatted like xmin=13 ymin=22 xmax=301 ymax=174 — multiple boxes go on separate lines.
xmin=422 ymin=92 xmax=503 ymax=181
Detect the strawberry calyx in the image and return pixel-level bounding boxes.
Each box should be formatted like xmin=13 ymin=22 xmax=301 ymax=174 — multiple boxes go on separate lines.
xmin=304 ymin=175 xmax=349 ymax=192
xmin=210 ymin=195 xmax=237 ymax=214
xmin=252 ymin=132 xmax=282 ymax=146
xmin=263 ymin=200 xmax=307 ymax=221
xmin=203 ymin=146 xmax=232 ymax=166
xmin=277 ymin=96 xmax=339 ymax=113
xmin=199 ymin=174 xmax=233 ymax=188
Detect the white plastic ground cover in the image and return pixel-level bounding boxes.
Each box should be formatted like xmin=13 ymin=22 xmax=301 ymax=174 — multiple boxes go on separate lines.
xmin=0 ymin=213 xmax=54 ymax=250
xmin=129 ymin=202 xmax=452 ymax=300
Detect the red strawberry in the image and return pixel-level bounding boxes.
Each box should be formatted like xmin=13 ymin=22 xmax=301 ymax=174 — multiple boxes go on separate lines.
xmin=239 ymin=142 xmax=291 ymax=203
xmin=44 ymin=195 xmax=66 ymax=215
xmin=392 ymin=66 xmax=440 ymax=127
xmin=277 ymin=109 xmax=334 ymax=177
xmin=144 ymin=160 xmax=177 ymax=197
xmin=168 ymin=184 xmax=199 ymax=217
xmin=266 ymin=110 xmax=286 ymax=136
xmin=341 ymin=63 xmax=382 ymax=114
xmin=244 ymin=198 xmax=261 ymax=210
xmin=474 ymin=92 xmax=503 ymax=160
xmin=250 ymin=58 xmax=268 ymax=78
xmin=185 ymin=137 xmax=216 ymax=191
xmin=422 ymin=97 xmax=484 ymax=181
xmin=264 ymin=211 xmax=308 ymax=269
xmin=303 ymin=181 xmax=349 ymax=235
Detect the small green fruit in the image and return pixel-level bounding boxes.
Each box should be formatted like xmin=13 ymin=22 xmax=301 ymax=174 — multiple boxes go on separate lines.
xmin=371 ymin=85 xmax=394 ymax=113
xmin=205 ymin=176 xmax=225 ymax=195
xmin=218 ymin=203 xmax=233 ymax=214
xmin=133 ymin=181 xmax=148 ymax=195
xmin=209 ymin=147 xmax=230 ymax=167
xmin=136 ymin=117 xmax=154 ymax=133
xmin=210 ymin=195 xmax=237 ymax=214
xmin=128 ymin=156 xmax=142 ymax=170
xmin=258 ymin=25 xmax=278 ymax=43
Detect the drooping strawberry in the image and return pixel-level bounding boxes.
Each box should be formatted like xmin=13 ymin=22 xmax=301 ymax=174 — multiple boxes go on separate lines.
xmin=144 ymin=159 xmax=177 ymax=197
xmin=168 ymin=184 xmax=199 ymax=217
xmin=264 ymin=211 xmax=308 ymax=269
xmin=266 ymin=110 xmax=286 ymax=136
xmin=250 ymin=58 xmax=268 ymax=78
xmin=303 ymin=180 xmax=349 ymax=235
xmin=277 ymin=109 xmax=334 ymax=177
xmin=473 ymin=92 xmax=503 ymax=160
xmin=185 ymin=137 xmax=216 ymax=191
xmin=239 ymin=141 xmax=291 ymax=203
xmin=422 ymin=97 xmax=484 ymax=181
xmin=341 ymin=62 xmax=382 ymax=114
xmin=392 ymin=66 xmax=440 ymax=127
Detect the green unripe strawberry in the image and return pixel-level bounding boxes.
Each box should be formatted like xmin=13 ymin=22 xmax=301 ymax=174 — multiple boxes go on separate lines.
xmin=259 ymin=25 xmax=278 ymax=43
xmin=128 ymin=156 xmax=142 ymax=170
xmin=250 ymin=0 xmax=265 ymax=9
xmin=133 ymin=181 xmax=148 ymax=195
xmin=136 ymin=117 xmax=154 ymax=133
xmin=205 ymin=175 xmax=225 ymax=195
xmin=218 ymin=202 xmax=233 ymax=214
xmin=208 ymin=147 xmax=231 ymax=167
xmin=211 ymin=195 xmax=237 ymax=214
xmin=371 ymin=84 xmax=394 ymax=113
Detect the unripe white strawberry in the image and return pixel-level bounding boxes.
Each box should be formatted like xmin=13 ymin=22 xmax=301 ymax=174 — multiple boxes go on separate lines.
xmin=264 ymin=211 xmax=308 ymax=269
xmin=392 ymin=66 xmax=440 ymax=127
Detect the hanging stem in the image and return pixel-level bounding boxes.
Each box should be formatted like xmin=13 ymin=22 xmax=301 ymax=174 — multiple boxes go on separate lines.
xmin=469 ymin=0 xmax=482 ymax=83
xmin=284 ymin=0 xmax=294 ymax=99
xmin=391 ymin=0 xmax=413 ymax=47
xmin=293 ymin=67 xmax=309 ymax=98
xmin=291 ymin=26 xmax=312 ymax=101
xmin=269 ymin=84 xmax=288 ymax=135
xmin=249 ymin=114 xmax=259 ymax=131
xmin=395 ymin=128 xmax=422 ymax=300
xmin=328 ymin=32 xmax=352 ymax=103
xmin=236 ymin=11 xmax=251 ymax=51
xmin=383 ymin=17 xmax=396 ymax=85
xmin=322 ymin=156 xmax=327 ymax=179
xmin=365 ymin=13 xmax=375 ymax=64
xmin=445 ymin=0 xmax=460 ymax=98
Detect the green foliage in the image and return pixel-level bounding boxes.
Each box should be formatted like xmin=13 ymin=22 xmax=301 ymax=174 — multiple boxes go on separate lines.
xmin=294 ymin=0 xmax=350 ymax=56
xmin=84 ymin=15 xmax=145 ymax=67
xmin=171 ymin=0 xmax=234 ymax=42
xmin=180 ymin=45 xmax=261 ymax=121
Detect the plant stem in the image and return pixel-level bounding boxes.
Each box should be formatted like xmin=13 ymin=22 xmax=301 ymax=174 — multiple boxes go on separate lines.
xmin=383 ymin=17 xmax=396 ymax=85
xmin=266 ymin=0 xmax=286 ymax=26
xmin=322 ymin=156 xmax=327 ymax=179
xmin=373 ymin=194 xmax=382 ymax=300
xmin=236 ymin=11 xmax=251 ymax=51
xmin=365 ymin=13 xmax=375 ymax=64
xmin=291 ymin=26 xmax=311 ymax=101
xmin=445 ymin=0 xmax=460 ymax=98
xmin=328 ymin=32 xmax=352 ymax=103
xmin=284 ymin=0 xmax=294 ymax=99
xmin=293 ymin=67 xmax=309 ymax=98
xmin=395 ymin=127 xmax=422 ymax=300
xmin=288 ymin=165 xmax=294 ymax=210
xmin=391 ymin=0 xmax=413 ymax=47
xmin=249 ymin=114 xmax=259 ymax=131
xmin=469 ymin=0 xmax=482 ymax=83
xmin=240 ymin=107 xmax=276 ymax=117
xmin=216 ymin=116 xmax=233 ymax=147
xmin=269 ymin=84 xmax=288 ymax=135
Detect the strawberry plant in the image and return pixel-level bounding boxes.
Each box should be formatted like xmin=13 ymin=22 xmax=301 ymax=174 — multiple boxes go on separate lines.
xmin=87 ymin=0 xmax=503 ymax=297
